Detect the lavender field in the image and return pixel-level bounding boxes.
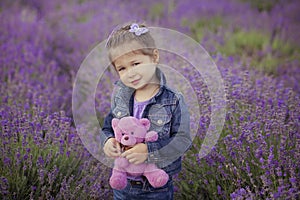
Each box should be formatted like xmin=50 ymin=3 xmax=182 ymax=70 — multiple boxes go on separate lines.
xmin=1 ymin=0 xmax=300 ymax=199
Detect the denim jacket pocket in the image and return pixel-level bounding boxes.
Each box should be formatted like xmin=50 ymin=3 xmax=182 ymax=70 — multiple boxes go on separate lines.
xmin=148 ymin=106 xmax=172 ymax=140
xmin=112 ymin=105 xmax=130 ymax=118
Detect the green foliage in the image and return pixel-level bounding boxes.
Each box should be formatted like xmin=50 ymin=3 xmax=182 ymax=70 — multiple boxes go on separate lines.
xmin=148 ymin=2 xmax=165 ymax=20
xmin=77 ymin=15 xmax=90 ymax=23
xmin=187 ymin=16 xmax=224 ymax=42
xmin=220 ymin=30 xmax=268 ymax=56
xmin=218 ymin=30 xmax=300 ymax=74
xmin=240 ymin=0 xmax=279 ymax=12
xmin=0 ymin=135 xmax=84 ymax=199
xmin=175 ymin=138 xmax=238 ymax=199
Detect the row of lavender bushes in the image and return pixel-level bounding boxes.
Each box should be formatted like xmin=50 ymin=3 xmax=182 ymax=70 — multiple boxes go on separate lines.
xmin=176 ymin=56 xmax=300 ymax=199
xmin=1 ymin=0 xmax=299 ymax=199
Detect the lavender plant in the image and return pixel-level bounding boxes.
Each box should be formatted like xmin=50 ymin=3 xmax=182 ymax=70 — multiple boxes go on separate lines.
xmin=175 ymin=55 xmax=300 ymax=199
xmin=0 ymin=106 xmax=111 ymax=199
xmin=1 ymin=0 xmax=299 ymax=199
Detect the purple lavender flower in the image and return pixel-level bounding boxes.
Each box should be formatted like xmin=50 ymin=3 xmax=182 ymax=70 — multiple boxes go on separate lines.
xmin=1 ymin=0 xmax=299 ymax=199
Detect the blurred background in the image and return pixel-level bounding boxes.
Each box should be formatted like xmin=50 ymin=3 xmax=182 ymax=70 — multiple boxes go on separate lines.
xmin=1 ymin=0 xmax=299 ymax=199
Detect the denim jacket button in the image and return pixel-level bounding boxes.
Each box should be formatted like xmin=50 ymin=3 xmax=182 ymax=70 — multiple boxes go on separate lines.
xmin=117 ymin=111 xmax=122 ymax=117
xmin=157 ymin=119 xmax=163 ymax=125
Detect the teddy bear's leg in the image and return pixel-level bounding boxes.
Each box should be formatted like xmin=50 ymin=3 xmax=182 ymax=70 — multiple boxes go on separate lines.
xmin=143 ymin=164 xmax=169 ymax=188
xmin=109 ymin=168 xmax=128 ymax=190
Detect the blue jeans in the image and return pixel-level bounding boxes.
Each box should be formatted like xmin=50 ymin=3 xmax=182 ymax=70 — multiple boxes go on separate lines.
xmin=113 ymin=177 xmax=174 ymax=200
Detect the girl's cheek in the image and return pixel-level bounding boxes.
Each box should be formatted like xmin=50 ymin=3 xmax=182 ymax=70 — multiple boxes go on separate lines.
xmin=138 ymin=64 xmax=151 ymax=72
xmin=119 ymin=71 xmax=127 ymax=78
xmin=118 ymin=74 xmax=125 ymax=81
xmin=144 ymin=65 xmax=156 ymax=74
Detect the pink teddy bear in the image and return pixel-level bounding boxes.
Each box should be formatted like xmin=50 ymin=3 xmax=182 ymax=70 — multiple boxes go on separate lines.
xmin=109 ymin=116 xmax=169 ymax=190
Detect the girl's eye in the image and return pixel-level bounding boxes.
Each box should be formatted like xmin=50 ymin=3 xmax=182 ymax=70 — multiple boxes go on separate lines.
xmin=118 ymin=67 xmax=125 ymax=72
xmin=133 ymin=62 xmax=140 ymax=66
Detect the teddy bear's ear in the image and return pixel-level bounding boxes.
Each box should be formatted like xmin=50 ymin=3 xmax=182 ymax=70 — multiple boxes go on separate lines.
xmin=140 ymin=118 xmax=151 ymax=130
xmin=112 ymin=118 xmax=120 ymax=129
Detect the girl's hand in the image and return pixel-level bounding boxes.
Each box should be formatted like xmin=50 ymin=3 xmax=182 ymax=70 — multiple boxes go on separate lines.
xmin=121 ymin=143 xmax=148 ymax=164
xmin=103 ymin=138 xmax=121 ymax=158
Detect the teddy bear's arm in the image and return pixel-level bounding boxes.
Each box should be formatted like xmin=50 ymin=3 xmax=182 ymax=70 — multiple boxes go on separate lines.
xmin=145 ymin=131 xmax=158 ymax=142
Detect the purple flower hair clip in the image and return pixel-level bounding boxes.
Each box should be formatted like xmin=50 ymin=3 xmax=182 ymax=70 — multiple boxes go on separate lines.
xmin=129 ymin=23 xmax=149 ymax=36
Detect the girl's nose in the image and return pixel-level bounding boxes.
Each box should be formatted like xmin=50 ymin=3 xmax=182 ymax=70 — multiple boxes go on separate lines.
xmin=127 ymin=67 xmax=137 ymax=77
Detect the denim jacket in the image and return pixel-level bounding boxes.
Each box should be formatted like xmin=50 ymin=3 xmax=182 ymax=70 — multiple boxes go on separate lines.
xmin=100 ymin=68 xmax=192 ymax=176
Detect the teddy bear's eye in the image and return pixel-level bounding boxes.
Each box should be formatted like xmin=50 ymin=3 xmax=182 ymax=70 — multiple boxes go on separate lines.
xmin=122 ymin=133 xmax=125 ymax=136
xmin=131 ymin=132 xmax=134 ymax=135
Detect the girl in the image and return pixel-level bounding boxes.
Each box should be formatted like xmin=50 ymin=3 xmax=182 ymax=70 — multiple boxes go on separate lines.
xmin=100 ymin=23 xmax=192 ymax=200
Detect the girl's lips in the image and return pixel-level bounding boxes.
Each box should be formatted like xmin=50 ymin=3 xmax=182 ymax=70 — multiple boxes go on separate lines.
xmin=131 ymin=79 xmax=140 ymax=85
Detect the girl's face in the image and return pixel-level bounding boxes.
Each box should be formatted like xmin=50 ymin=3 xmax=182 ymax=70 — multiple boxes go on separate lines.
xmin=113 ymin=49 xmax=159 ymax=90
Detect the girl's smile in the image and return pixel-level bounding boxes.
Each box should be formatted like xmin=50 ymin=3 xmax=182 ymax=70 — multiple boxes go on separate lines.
xmin=131 ymin=78 xmax=141 ymax=85
xmin=113 ymin=48 xmax=159 ymax=91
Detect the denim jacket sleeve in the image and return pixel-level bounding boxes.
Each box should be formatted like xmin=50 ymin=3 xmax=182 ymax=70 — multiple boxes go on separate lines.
xmin=99 ymin=110 xmax=115 ymax=147
xmin=99 ymin=86 xmax=118 ymax=147
xmin=99 ymin=84 xmax=133 ymax=147
xmin=146 ymin=93 xmax=192 ymax=166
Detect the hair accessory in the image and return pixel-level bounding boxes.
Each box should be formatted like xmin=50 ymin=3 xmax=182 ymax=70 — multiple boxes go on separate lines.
xmin=129 ymin=23 xmax=149 ymax=36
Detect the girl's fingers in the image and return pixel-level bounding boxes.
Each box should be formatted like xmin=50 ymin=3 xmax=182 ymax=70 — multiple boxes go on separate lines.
xmin=130 ymin=158 xmax=141 ymax=164
xmin=128 ymin=158 xmax=135 ymax=164
xmin=110 ymin=146 xmax=121 ymax=156
xmin=122 ymin=152 xmax=136 ymax=160
xmin=104 ymin=141 xmax=121 ymax=158
xmin=129 ymin=157 xmax=141 ymax=164
xmin=115 ymin=142 xmax=121 ymax=151
xmin=121 ymin=150 xmax=130 ymax=158
xmin=128 ymin=157 xmax=144 ymax=164
xmin=124 ymin=153 xmax=142 ymax=163
xmin=111 ymin=140 xmax=121 ymax=153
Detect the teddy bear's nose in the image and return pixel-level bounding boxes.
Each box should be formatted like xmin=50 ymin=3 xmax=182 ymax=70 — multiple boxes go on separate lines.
xmin=124 ymin=136 xmax=129 ymax=140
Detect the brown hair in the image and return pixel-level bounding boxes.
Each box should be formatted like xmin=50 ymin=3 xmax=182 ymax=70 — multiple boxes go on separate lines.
xmin=106 ymin=23 xmax=156 ymax=64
